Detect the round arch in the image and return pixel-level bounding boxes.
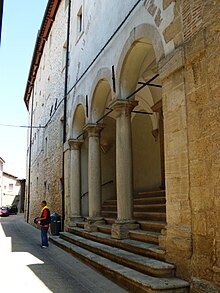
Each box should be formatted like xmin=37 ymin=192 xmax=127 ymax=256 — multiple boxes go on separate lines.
xmin=116 ymin=23 xmax=164 ymax=99
xmin=89 ymin=71 xmax=116 ymax=204
xmin=115 ymin=23 xmax=165 ymax=192
xmin=70 ymin=103 xmax=86 ymax=138
xmin=90 ymin=68 xmax=113 ymax=123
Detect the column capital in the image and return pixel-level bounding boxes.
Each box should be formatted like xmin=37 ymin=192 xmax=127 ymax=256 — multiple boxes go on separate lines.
xmin=83 ymin=123 xmax=104 ymax=137
xmin=109 ymin=99 xmax=138 ymax=116
xmin=68 ymin=139 xmax=84 ymax=150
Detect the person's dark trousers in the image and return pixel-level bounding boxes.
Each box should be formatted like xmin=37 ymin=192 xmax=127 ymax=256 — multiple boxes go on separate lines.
xmin=41 ymin=227 xmax=49 ymax=247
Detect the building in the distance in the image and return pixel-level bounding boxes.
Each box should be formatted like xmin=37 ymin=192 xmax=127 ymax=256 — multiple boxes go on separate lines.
xmin=0 ymin=157 xmax=5 ymax=206
xmin=24 ymin=1 xmax=220 ymax=292
xmin=1 ymin=172 xmax=20 ymax=207
xmin=0 ymin=158 xmax=25 ymax=211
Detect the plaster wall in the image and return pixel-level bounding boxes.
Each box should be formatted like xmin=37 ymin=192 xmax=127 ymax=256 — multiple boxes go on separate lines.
xmin=67 ymin=0 xmax=175 ymax=131
xmin=132 ymin=114 xmax=161 ymax=192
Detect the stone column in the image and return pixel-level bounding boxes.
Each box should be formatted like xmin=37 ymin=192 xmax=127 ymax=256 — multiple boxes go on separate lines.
xmin=68 ymin=139 xmax=84 ymax=226
xmin=109 ymin=99 xmax=139 ymax=239
xmin=63 ymin=141 xmax=71 ymax=229
xmin=83 ymin=123 xmax=104 ymax=231
xmin=151 ymin=100 xmax=165 ymax=190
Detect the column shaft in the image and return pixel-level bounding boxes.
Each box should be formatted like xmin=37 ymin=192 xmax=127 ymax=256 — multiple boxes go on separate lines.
xmin=84 ymin=124 xmax=103 ymax=218
xmin=68 ymin=139 xmax=83 ymax=220
xmin=111 ymin=99 xmax=138 ymax=221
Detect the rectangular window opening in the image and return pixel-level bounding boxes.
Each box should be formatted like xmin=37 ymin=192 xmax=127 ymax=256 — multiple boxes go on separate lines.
xmin=77 ymin=6 xmax=83 ymax=35
xmin=9 ymin=184 xmax=13 ymax=191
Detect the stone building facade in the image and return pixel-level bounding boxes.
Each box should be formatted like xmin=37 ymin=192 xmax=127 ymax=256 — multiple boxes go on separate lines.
xmin=24 ymin=0 xmax=220 ymax=291
xmin=24 ymin=0 xmax=67 ymax=220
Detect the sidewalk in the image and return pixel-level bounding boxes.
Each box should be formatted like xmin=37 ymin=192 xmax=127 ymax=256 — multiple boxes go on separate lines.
xmin=0 ymin=214 xmax=128 ymax=293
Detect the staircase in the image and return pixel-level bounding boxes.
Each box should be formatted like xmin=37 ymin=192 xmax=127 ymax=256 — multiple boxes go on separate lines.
xmin=50 ymin=190 xmax=189 ymax=292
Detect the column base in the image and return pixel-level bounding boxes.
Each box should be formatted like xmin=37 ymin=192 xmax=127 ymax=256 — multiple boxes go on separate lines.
xmin=69 ymin=216 xmax=84 ymax=227
xmin=84 ymin=217 xmax=105 ymax=232
xmin=111 ymin=220 xmax=139 ymax=240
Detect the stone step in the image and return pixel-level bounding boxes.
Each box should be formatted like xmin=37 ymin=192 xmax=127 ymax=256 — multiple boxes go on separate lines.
xmin=97 ymin=224 xmax=160 ymax=245
xmin=50 ymin=236 xmax=189 ymax=293
xmin=103 ymin=196 xmax=166 ymax=206
xmin=97 ymin=224 xmax=112 ymax=234
xmin=101 ymin=211 xmax=117 ymax=218
xmin=129 ymin=230 xmax=160 ymax=244
xmin=59 ymin=232 xmax=175 ymax=277
xmin=68 ymin=226 xmax=165 ymax=260
xmin=102 ymin=199 xmax=117 ymax=205
xmin=134 ymin=197 xmax=166 ymax=204
xmin=134 ymin=204 xmax=166 ymax=212
xmin=137 ymin=220 xmax=166 ymax=232
xmin=102 ymin=218 xmax=166 ymax=233
xmin=134 ymin=212 xmax=166 ymax=221
xmin=101 ymin=211 xmax=166 ymax=221
xmin=135 ymin=190 xmax=165 ymax=198
xmin=102 ymin=205 xmax=117 ymax=211
xmin=103 ymin=218 xmax=166 ymax=233
xmin=76 ymin=222 xmax=85 ymax=228
xmin=104 ymin=217 xmax=117 ymax=225
xmin=102 ymin=203 xmax=166 ymax=212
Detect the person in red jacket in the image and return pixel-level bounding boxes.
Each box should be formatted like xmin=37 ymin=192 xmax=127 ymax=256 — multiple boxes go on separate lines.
xmin=36 ymin=200 xmax=51 ymax=248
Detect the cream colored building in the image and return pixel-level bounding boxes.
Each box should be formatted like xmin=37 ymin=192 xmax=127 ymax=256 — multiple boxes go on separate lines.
xmin=1 ymin=172 xmax=20 ymax=207
xmin=24 ymin=0 xmax=220 ymax=292
xmin=0 ymin=158 xmax=21 ymax=208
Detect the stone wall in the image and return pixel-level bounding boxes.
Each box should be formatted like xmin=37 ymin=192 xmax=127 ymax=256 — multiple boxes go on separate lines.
xmin=25 ymin=1 xmax=68 ymax=221
xmin=184 ymin=1 xmax=220 ymax=291
xmin=159 ymin=47 xmax=192 ymax=278
xmin=160 ymin=0 xmax=220 ymax=290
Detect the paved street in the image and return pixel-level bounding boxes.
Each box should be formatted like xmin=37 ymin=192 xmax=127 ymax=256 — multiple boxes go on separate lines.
xmin=0 ymin=214 xmax=128 ymax=293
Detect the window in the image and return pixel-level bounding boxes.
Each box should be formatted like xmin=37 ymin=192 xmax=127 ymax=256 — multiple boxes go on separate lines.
xmin=9 ymin=184 xmax=13 ymax=191
xmin=60 ymin=118 xmax=64 ymax=143
xmin=50 ymin=105 xmax=53 ymax=116
xmin=54 ymin=99 xmax=58 ymax=111
xmin=77 ymin=6 xmax=83 ymax=35
xmin=45 ymin=137 xmax=48 ymax=157
xmin=49 ymin=33 xmax=52 ymax=49
xmin=65 ymin=0 xmax=68 ymax=10
xmin=44 ymin=181 xmax=47 ymax=194
xmin=62 ymin=41 xmax=67 ymax=70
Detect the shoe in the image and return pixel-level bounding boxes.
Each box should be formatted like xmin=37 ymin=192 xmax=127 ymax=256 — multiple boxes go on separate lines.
xmin=41 ymin=246 xmax=48 ymax=248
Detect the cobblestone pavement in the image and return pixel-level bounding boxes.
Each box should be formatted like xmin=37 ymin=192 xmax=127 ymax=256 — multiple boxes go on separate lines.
xmin=0 ymin=214 xmax=128 ymax=293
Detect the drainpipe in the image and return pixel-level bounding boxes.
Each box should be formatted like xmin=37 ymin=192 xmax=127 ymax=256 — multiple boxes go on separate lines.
xmin=26 ymin=82 xmax=34 ymax=223
xmin=62 ymin=0 xmax=71 ymax=231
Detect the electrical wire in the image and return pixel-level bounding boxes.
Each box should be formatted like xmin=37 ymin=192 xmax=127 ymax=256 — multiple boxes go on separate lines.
xmin=35 ymin=0 xmax=142 ymax=131
xmin=0 ymin=123 xmax=44 ymax=129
